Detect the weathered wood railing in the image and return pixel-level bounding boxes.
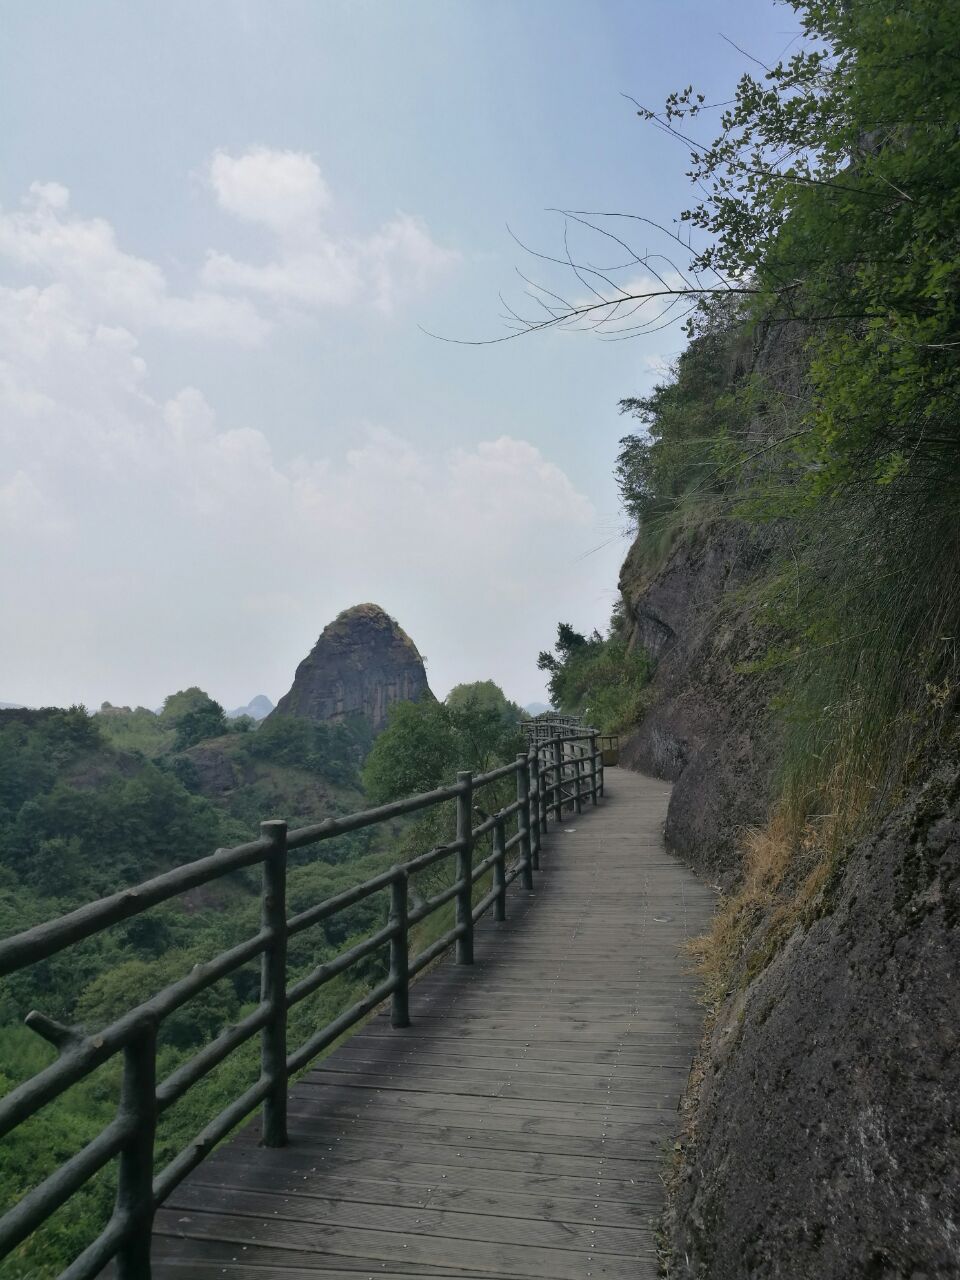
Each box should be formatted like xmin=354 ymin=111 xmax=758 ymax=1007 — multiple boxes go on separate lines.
xmin=0 ymin=725 xmax=603 ymax=1279
xmin=520 ymin=712 xmax=584 ymax=751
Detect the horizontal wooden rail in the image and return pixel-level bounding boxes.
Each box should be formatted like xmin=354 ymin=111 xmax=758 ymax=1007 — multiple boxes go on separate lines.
xmin=0 ymin=721 xmax=604 ymax=1279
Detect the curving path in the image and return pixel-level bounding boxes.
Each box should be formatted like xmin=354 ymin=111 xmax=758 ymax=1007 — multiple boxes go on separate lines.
xmin=152 ymin=768 xmax=715 ymax=1279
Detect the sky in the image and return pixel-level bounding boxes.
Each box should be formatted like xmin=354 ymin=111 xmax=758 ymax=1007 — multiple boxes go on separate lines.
xmin=1 ymin=0 xmax=796 ymax=711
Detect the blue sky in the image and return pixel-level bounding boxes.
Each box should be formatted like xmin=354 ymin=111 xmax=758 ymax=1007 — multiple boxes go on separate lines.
xmin=1 ymin=0 xmax=796 ymax=709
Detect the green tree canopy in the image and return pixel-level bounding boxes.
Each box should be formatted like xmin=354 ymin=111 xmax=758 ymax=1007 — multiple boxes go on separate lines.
xmin=362 ymin=700 xmax=457 ymax=804
xmin=362 ymin=683 xmax=525 ymax=805
xmin=168 ymin=694 xmax=227 ymax=751
xmin=445 ymin=680 xmax=522 ymax=721
xmin=537 ymin=619 xmax=650 ymax=734
xmin=159 ymin=687 xmax=215 ymax=724
xmin=644 ymin=0 xmax=960 ymax=501
xmin=237 ymin=715 xmax=360 ymax=785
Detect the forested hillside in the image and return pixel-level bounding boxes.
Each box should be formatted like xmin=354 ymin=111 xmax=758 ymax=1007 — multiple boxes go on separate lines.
xmin=0 ymin=677 xmax=525 ymax=1277
xmin=603 ymin=2 xmax=960 ymax=1275
xmin=0 ymin=697 xmax=379 ymax=1277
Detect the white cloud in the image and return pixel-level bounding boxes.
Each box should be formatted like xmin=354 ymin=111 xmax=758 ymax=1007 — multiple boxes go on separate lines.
xmin=0 ymin=270 xmax=597 ymax=708
xmin=209 ymin=146 xmax=331 ymax=234
xmin=0 ymin=469 xmax=66 ymax=536
xmin=29 ymin=181 xmax=69 ymax=211
xmin=641 ymin=352 xmax=674 ymax=375
xmin=0 ymin=152 xmax=459 ymax=370
xmin=0 ymin=183 xmax=268 ymax=344
xmin=203 ymin=242 xmax=358 ymax=308
xmin=570 ymin=269 xmax=695 ymax=323
xmin=202 ymin=147 xmax=459 ymax=314
xmin=364 ymin=213 xmax=462 ymax=312
xmin=0 ymin=158 xmax=612 ymax=710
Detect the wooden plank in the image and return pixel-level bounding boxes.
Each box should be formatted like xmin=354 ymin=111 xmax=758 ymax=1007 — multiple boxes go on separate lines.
xmin=151 ymin=1235 xmax=534 ymax=1277
xmin=307 ymin=1062 xmax=690 ymax=1096
xmin=164 ymin=1181 xmax=655 ymax=1255
xmin=225 ymin=1125 xmax=670 ymax=1173
xmin=188 ymin=1148 xmax=666 ymax=1203
xmin=272 ymin=1107 xmax=677 ymax=1159
xmin=342 ymin=1035 xmax=699 ymax=1068
xmin=297 ymin=1075 xmax=685 ymax=1115
xmin=173 ymin=1178 xmax=658 ymax=1232
xmin=152 ymin=768 xmax=713 ymax=1280
xmin=325 ymin=1046 xmax=694 ymax=1076
xmin=153 ymin=1206 xmax=657 ymax=1279
xmin=230 ymin=1109 xmax=675 ymax=1163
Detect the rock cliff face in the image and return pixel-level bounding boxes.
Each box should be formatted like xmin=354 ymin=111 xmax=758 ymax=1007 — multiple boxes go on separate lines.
xmin=621 ymin=518 xmax=960 ymax=1278
xmin=617 ymin=320 xmax=804 ymax=882
xmin=616 ymin=326 xmax=960 ymax=1276
xmin=618 ymin=520 xmax=782 ymax=882
xmin=672 ymin=749 xmax=960 ymax=1279
xmin=269 ymin=604 xmax=431 ymax=733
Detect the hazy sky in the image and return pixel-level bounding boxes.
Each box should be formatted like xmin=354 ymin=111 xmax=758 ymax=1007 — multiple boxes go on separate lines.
xmin=1 ymin=0 xmax=794 ymax=711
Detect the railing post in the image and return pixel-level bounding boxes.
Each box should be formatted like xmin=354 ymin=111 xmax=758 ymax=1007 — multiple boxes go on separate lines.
xmin=589 ymin=732 xmax=599 ymax=806
xmin=516 ymin=754 xmax=534 ymax=890
xmin=598 ymin=737 xmax=606 ymax=797
xmin=493 ymin=816 xmax=507 ymax=922
xmin=114 ymin=1023 xmax=157 ymax=1280
xmin=456 ymin=771 xmax=474 ymax=964
xmin=537 ymin=747 xmax=549 ymax=835
xmin=528 ymin=747 xmax=542 ymax=871
xmin=260 ymin=819 xmax=288 ymax=1148
xmin=389 ymin=868 xmax=410 ymax=1028
xmin=551 ymin=736 xmax=563 ymax=823
xmin=574 ymin=749 xmax=583 ymax=816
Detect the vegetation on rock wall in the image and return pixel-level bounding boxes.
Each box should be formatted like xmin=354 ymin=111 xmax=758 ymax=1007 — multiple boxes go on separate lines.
xmin=621 ymin=0 xmax=960 ymax=869
xmin=610 ymin=3 xmax=960 ymax=1273
xmin=616 ymin=299 xmax=747 ymax=564
xmin=537 ymin=616 xmax=650 ymax=733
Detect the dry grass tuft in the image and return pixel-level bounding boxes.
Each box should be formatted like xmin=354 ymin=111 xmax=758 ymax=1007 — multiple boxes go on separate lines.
xmin=687 ymin=809 xmax=797 ymax=1004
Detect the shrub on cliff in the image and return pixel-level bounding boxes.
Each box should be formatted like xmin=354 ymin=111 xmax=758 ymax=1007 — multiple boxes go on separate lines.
xmin=537 ymin=619 xmax=650 ymax=733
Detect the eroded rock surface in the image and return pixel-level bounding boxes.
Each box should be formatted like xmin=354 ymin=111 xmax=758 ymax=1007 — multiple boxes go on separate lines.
xmin=616 ymin=319 xmax=806 ymax=881
xmin=673 ymin=756 xmax=960 ymax=1279
xmin=269 ymin=603 xmax=431 ymax=733
xmin=618 ymin=520 xmax=782 ymax=882
xmin=180 ymin=743 xmax=238 ymax=796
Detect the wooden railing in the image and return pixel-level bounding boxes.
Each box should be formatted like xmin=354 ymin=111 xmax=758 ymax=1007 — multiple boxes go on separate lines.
xmin=522 ymin=718 xmax=619 ymax=766
xmin=520 ymin=712 xmax=584 ymax=751
xmin=0 ymin=725 xmax=603 ymax=1279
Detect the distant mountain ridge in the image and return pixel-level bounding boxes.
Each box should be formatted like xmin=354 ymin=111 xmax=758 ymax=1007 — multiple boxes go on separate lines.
xmin=225 ymin=694 xmax=274 ymax=721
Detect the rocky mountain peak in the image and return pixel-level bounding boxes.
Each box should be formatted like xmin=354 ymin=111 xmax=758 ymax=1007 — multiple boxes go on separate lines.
xmin=269 ymin=603 xmax=431 ymax=732
xmin=226 ymin=694 xmax=274 ymax=721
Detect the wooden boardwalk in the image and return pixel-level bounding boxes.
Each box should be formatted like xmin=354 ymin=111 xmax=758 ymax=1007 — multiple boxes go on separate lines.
xmin=152 ymin=769 xmax=716 ymax=1279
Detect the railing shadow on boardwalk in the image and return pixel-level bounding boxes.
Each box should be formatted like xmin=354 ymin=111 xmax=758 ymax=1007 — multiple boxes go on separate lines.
xmin=0 ymin=721 xmax=605 ymax=1279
